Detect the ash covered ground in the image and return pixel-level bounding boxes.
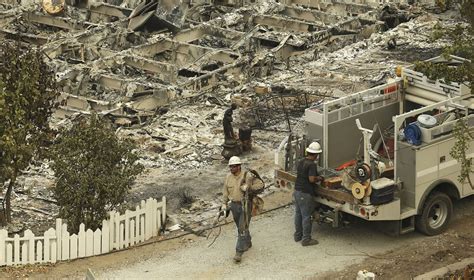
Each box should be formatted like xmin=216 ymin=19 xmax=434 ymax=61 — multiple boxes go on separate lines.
xmin=0 ymin=0 xmax=462 ymax=236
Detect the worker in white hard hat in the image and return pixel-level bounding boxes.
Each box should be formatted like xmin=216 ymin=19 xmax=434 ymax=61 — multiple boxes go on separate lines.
xmin=222 ymin=156 xmax=260 ymax=263
xmin=293 ymin=142 xmax=323 ymax=246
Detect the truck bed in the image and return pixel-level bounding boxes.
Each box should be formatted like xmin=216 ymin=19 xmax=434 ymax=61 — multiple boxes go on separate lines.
xmin=275 ymin=169 xmax=354 ymax=204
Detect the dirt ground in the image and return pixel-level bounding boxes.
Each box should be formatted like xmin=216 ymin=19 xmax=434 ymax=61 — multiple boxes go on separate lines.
xmin=1 ymin=193 xmax=472 ymax=279
xmin=1 ymin=136 xmax=473 ymax=279
xmin=318 ymin=201 xmax=474 ymax=280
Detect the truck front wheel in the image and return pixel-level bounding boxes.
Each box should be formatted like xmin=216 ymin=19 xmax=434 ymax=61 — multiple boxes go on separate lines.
xmin=415 ymin=192 xmax=453 ymax=236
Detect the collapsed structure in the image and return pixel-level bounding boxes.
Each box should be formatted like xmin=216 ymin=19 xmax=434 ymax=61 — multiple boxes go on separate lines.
xmin=0 ymin=0 xmax=458 ymax=234
xmin=1 ymin=0 xmax=415 ymax=125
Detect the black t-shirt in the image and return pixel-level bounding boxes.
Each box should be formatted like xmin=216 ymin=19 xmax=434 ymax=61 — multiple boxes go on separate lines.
xmin=294 ymin=158 xmax=318 ymax=195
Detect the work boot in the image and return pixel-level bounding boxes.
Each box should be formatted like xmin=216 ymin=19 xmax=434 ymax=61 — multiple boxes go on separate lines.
xmin=244 ymin=241 xmax=252 ymax=251
xmin=302 ymin=239 xmax=319 ymax=246
xmin=294 ymin=235 xmax=302 ymax=242
xmin=233 ymin=251 xmax=243 ymax=263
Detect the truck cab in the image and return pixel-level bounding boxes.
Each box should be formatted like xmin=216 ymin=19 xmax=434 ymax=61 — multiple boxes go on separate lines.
xmin=274 ymin=55 xmax=473 ymax=235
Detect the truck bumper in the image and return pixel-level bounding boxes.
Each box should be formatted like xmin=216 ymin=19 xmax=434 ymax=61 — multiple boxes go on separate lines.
xmin=315 ymin=197 xmax=401 ymax=221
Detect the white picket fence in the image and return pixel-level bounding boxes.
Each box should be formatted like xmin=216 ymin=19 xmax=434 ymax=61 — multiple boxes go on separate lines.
xmin=0 ymin=197 xmax=166 ymax=266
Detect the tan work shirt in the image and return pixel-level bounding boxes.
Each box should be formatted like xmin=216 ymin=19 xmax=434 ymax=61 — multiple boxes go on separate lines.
xmin=222 ymin=171 xmax=252 ymax=203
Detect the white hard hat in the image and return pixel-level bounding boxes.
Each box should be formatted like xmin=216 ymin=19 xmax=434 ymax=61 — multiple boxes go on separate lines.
xmin=306 ymin=142 xmax=322 ymax=154
xmin=228 ymin=156 xmax=242 ymax=166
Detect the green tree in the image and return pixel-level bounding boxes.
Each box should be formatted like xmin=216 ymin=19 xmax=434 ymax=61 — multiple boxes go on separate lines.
xmin=414 ymin=1 xmax=473 ymax=188
xmin=49 ymin=114 xmax=144 ymax=233
xmin=0 ymin=42 xmax=59 ymax=225
xmin=414 ymin=0 xmax=473 ymax=94
xmin=450 ymin=118 xmax=473 ymax=189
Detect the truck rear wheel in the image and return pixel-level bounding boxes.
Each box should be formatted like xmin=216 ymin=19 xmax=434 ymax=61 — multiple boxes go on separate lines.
xmin=415 ymin=191 xmax=453 ymax=236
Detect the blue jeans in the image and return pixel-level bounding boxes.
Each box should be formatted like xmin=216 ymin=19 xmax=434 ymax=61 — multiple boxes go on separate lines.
xmin=230 ymin=201 xmax=252 ymax=253
xmin=293 ymin=191 xmax=316 ymax=242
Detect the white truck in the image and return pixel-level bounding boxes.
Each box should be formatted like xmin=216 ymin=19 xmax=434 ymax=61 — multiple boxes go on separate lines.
xmin=274 ymin=55 xmax=473 ymax=235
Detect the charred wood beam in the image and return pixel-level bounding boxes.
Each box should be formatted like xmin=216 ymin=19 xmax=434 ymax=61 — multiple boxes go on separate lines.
xmin=0 ymin=29 xmax=48 ymax=45
xmin=173 ymin=27 xmax=207 ymax=43
xmin=253 ymin=15 xmax=324 ymax=33
xmin=181 ymin=59 xmax=247 ymax=91
xmin=328 ymin=17 xmax=381 ymax=36
xmin=0 ymin=0 xmax=16 ymax=5
xmin=282 ymin=0 xmax=372 ymax=15
xmin=201 ymin=25 xmax=244 ymax=41
xmin=180 ymin=24 xmax=305 ymax=50
xmin=0 ymin=13 xmax=16 ymax=28
xmin=98 ymin=74 xmax=146 ymax=93
xmin=89 ymin=3 xmax=133 ymax=18
xmin=309 ymin=30 xmax=330 ymax=44
xmin=270 ymin=34 xmax=295 ymax=61
xmin=332 ymin=1 xmax=374 ymax=15
xmin=97 ymin=74 xmax=172 ymax=99
xmin=123 ymin=56 xmax=178 ymax=83
xmin=280 ymin=6 xmax=341 ymax=25
xmin=26 ymin=12 xmax=97 ymax=30
xmin=132 ymin=39 xmax=173 ymax=56
xmin=131 ymin=39 xmax=240 ymax=66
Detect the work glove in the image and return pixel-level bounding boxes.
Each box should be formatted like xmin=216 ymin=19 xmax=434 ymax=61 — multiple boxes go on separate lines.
xmin=240 ymin=184 xmax=248 ymax=192
xmin=221 ymin=203 xmax=228 ymax=212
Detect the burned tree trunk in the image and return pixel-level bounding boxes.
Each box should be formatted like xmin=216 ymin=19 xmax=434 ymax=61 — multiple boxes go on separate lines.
xmin=0 ymin=177 xmax=15 ymax=226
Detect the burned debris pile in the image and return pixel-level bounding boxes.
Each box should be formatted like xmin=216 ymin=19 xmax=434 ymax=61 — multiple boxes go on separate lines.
xmin=0 ymin=0 xmax=461 ymax=233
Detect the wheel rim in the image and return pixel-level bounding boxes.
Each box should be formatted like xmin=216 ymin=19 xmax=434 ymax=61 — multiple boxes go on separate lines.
xmin=428 ymin=201 xmax=448 ymax=229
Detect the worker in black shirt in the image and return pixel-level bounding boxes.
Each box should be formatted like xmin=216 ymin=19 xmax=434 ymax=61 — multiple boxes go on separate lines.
xmin=223 ymin=103 xmax=237 ymax=142
xmin=293 ymin=142 xmax=323 ymax=246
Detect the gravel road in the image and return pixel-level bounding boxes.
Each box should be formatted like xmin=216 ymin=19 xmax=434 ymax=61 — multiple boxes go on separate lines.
xmin=95 ymin=206 xmax=427 ymax=279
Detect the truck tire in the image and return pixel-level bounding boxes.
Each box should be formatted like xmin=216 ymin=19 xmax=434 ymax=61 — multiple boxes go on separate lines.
xmin=415 ymin=191 xmax=453 ymax=236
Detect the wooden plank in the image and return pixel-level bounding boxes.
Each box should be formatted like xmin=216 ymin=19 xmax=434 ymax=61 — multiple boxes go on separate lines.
xmin=44 ymin=230 xmax=51 ymax=262
xmin=21 ymin=243 xmax=27 ymax=264
xmin=6 ymin=243 xmax=12 ymax=265
xmin=277 ymin=169 xmax=353 ymax=203
xmin=151 ymin=201 xmax=157 ymax=237
xmin=145 ymin=198 xmax=153 ymax=240
xmin=130 ymin=219 xmax=136 ymax=246
xmin=70 ymin=235 xmax=78 ymax=260
xmin=93 ymin=229 xmax=101 ymax=255
xmin=101 ymin=220 xmax=110 ymax=253
xmin=108 ymin=211 xmax=115 ymax=250
xmin=25 ymin=230 xmax=35 ymax=264
xmin=13 ymin=234 xmax=19 ymax=264
xmin=56 ymin=219 xmax=62 ymax=261
xmin=0 ymin=229 xmax=6 ymax=265
xmin=140 ymin=216 xmax=145 ymax=243
xmin=315 ymin=186 xmax=354 ymax=204
xmin=275 ymin=169 xmax=297 ymax=182
xmin=324 ymin=176 xmax=342 ymax=189
xmin=61 ymin=224 xmax=69 ymax=260
xmin=36 ymin=241 xmax=43 ymax=262
xmin=114 ymin=213 xmax=120 ymax=250
xmin=85 ymin=229 xmax=94 ymax=257
xmin=125 ymin=210 xmax=130 ymax=248
xmin=119 ymin=224 xmax=124 ymax=249
xmin=51 ymin=241 xmax=57 ymax=262
xmin=78 ymin=224 xmax=86 ymax=258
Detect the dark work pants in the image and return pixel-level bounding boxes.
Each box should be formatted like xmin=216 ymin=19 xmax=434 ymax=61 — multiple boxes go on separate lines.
xmin=230 ymin=201 xmax=252 ymax=253
xmin=293 ymin=190 xmax=316 ymax=242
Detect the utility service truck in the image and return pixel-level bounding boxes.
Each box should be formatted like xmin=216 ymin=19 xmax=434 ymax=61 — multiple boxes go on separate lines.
xmin=274 ymin=55 xmax=473 ymax=235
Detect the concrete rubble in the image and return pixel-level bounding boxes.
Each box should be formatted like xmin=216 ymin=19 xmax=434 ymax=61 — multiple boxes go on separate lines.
xmin=0 ymin=0 xmax=464 ymax=234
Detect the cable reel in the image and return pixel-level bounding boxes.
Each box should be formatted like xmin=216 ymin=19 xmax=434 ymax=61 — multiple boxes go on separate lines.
xmin=351 ymin=182 xmax=365 ymax=199
xmin=351 ymin=180 xmax=372 ymax=200
xmin=355 ymin=162 xmax=371 ymax=182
